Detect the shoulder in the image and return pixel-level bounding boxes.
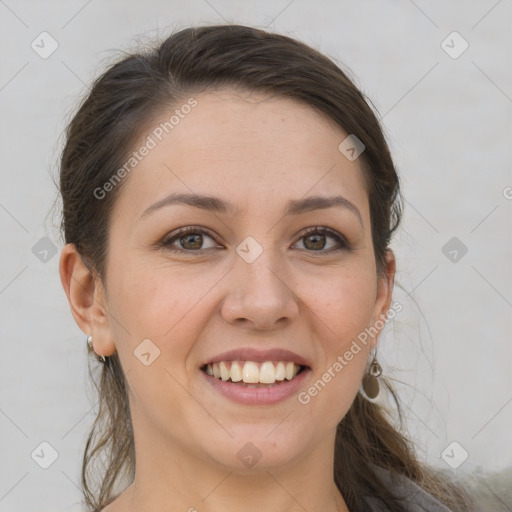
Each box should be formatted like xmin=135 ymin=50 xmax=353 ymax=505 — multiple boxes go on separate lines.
xmin=362 ymin=466 xmax=455 ymax=512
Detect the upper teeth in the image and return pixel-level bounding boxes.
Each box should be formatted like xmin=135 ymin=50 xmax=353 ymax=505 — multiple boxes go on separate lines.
xmin=205 ymin=361 xmax=301 ymax=384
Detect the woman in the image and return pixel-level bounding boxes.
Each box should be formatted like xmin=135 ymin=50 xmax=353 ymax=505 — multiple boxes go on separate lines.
xmin=58 ymin=24 xmax=474 ymax=512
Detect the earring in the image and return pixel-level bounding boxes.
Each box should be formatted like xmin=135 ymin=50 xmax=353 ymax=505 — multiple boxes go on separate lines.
xmin=87 ymin=335 xmax=106 ymax=363
xmin=361 ymin=351 xmax=382 ymax=401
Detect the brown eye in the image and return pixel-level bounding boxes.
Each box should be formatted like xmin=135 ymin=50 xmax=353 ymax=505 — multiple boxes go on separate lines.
xmin=162 ymin=227 xmax=219 ymax=252
xmin=295 ymin=227 xmax=348 ymax=253
xmin=161 ymin=225 xmax=349 ymax=255
xmin=178 ymin=233 xmax=204 ymax=250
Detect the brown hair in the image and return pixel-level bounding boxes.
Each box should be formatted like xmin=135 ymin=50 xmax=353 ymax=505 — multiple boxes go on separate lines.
xmin=58 ymin=24 xmax=472 ymax=512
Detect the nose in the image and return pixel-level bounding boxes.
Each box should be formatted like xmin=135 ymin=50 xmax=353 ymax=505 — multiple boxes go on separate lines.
xmin=220 ymin=243 xmax=299 ymax=331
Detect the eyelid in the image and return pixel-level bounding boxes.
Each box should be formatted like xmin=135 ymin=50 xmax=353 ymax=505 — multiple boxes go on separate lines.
xmin=294 ymin=226 xmax=350 ymax=251
xmin=161 ymin=226 xmax=220 ymax=247
xmin=161 ymin=225 xmax=350 ymax=253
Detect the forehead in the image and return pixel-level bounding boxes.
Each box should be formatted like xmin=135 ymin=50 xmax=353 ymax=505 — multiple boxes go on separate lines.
xmin=111 ymin=89 xmax=369 ymax=223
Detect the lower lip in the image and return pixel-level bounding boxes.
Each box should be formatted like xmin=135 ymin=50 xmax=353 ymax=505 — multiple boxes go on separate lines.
xmin=201 ymin=367 xmax=310 ymax=405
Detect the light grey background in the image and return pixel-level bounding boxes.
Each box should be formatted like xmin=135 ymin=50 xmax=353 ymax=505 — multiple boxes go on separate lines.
xmin=0 ymin=1 xmax=511 ymax=510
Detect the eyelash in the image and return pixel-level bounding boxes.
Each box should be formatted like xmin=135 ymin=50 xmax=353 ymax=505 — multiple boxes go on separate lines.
xmin=161 ymin=225 xmax=350 ymax=254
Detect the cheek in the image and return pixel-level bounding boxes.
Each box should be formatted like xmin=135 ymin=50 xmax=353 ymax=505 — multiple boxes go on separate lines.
xmin=107 ymin=259 xmax=224 ymax=367
xmin=106 ymin=246 xmax=377 ymax=426
xmin=299 ymin=262 xmax=378 ymax=345
xmin=105 ymin=264 xmax=214 ymax=440
xmin=110 ymin=253 xmax=377 ymax=379
xmin=295 ymin=265 xmax=376 ymax=413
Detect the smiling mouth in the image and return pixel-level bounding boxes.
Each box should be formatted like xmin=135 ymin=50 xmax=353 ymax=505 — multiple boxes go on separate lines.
xmin=200 ymin=360 xmax=307 ymax=386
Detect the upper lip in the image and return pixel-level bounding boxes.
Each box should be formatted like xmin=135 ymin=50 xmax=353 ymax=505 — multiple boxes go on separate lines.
xmin=201 ymin=348 xmax=311 ymax=368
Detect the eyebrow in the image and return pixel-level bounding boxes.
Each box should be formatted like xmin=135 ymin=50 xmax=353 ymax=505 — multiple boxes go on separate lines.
xmin=140 ymin=192 xmax=363 ymax=226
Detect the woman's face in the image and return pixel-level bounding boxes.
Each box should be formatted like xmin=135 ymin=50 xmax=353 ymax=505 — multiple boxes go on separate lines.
xmin=86 ymin=89 xmax=394 ymax=473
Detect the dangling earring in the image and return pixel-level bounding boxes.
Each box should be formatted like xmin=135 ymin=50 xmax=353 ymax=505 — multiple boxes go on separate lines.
xmin=87 ymin=335 xmax=106 ymax=363
xmin=361 ymin=350 xmax=382 ymax=401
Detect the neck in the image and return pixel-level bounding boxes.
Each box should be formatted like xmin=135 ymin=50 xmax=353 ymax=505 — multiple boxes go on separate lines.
xmin=115 ymin=418 xmax=349 ymax=512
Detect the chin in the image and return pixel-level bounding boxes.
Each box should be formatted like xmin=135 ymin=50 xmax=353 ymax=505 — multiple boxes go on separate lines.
xmin=199 ymin=427 xmax=310 ymax=473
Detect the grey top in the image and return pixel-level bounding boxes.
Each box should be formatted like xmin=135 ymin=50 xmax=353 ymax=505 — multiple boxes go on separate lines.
xmin=362 ymin=466 xmax=455 ymax=512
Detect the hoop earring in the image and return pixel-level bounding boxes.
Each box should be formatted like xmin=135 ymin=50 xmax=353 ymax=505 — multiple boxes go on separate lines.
xmin=87 ymin=335 xmax=106 ymax=363
xmin=360 ymin=350 xmax=382 ymax=401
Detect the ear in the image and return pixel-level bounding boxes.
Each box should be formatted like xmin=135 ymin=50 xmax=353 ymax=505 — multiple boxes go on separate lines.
xmin=370 ymin=249 xmax=396 ymax=350
xmin=59 ymin=243 xmax=117 ymax=357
